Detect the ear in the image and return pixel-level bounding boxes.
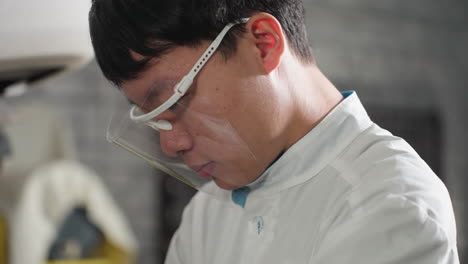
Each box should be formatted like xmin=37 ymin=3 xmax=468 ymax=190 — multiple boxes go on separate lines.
xmin=245 ymin=13 xmax=285 ymax=74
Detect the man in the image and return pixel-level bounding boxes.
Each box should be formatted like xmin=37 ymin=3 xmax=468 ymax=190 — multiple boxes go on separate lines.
xmin=89 ymin=1 xmax=459 ymax=263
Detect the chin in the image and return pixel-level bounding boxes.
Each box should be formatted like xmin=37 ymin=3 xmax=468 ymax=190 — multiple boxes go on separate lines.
xmin=212 ymin=177 xmax=244 ymax=190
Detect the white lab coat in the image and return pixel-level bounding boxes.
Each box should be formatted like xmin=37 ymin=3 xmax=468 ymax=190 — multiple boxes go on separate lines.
xmin=165 ymin=92 xmax=459 ymax=264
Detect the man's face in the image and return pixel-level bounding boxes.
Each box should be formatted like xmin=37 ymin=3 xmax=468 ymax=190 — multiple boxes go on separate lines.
xmin=122 ymin=43 xmax=285 ymax=190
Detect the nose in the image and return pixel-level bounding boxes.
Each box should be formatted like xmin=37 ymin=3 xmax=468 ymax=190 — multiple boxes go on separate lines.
xmin=159 ymin=124 xmax=193 ymax=157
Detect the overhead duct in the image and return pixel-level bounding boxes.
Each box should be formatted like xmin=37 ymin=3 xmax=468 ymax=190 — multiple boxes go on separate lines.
xmin=0 ymin=0 xmax=93 ymax=96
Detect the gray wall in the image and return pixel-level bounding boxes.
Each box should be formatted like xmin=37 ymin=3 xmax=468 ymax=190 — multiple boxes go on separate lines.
xmin=10 ymin=0 xmax=467 ymax=263
xmin=304 ymin=0 xmax=468 ymax=261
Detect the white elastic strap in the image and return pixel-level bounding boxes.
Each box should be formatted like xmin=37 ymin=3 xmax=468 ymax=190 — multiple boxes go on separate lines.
xmin=129 ymin=92 xmax=182 ymax=122
xmin=146 ymin=120 xmax=173 ymax=131
xmin=184 ymin=19 xmax=249 ymax=80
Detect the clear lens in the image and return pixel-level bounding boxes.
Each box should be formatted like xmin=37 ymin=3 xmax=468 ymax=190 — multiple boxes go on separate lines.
xmin=131 ymin=80 xmax=196 ymax=123
xmin=108 ymin=91 xmax=258 ymax=194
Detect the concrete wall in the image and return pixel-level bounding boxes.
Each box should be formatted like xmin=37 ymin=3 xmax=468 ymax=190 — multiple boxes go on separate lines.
xmin=304 ymin=0 xmax=468 ymax=261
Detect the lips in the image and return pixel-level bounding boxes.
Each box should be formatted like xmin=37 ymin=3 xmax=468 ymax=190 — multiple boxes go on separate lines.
xmin=190 ymin=162 xmax=215 ymax=179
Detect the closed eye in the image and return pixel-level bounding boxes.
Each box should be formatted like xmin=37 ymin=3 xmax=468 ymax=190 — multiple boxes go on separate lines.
xmin=168 ymin=93 xmax=188 ymax=111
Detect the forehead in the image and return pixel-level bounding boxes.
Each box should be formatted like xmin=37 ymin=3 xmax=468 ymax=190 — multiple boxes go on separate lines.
xmin=122 ymin=46 xmax=205 ymax=104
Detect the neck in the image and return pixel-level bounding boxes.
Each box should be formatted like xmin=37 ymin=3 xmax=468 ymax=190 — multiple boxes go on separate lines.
xmin=279 ymin=58 xmax=343 ymax=151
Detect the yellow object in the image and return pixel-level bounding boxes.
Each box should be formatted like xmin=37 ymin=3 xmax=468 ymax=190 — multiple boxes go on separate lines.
xmin=93 ymin=238 xmax=133 ymax=264
xmin=46 ymin=238 xmax=133 ymax=264
xmin=0 ymin=218 xmax=132 ymax=264
xmin=47 ymin=260 xmax=111 ymax=264
xmin=0 ymin=217 xmax=7 ymax=264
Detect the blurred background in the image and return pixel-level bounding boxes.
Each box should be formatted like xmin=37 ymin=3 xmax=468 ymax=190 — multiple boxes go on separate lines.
xmin=0 ymin=0 xmax=466 ymax=264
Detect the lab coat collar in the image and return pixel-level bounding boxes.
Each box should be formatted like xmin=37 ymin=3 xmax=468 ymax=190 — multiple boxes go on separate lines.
xmin=245 ymin=91 xmax=373 ymax=197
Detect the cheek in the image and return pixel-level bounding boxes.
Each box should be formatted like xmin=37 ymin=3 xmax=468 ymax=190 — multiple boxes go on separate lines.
xmin=227 ymin=98 xmax=282 ymax=162
xmin=195 ymin=64 xmax=244 ymax=112
xmin=180 ymin=107 xmax=257 ymax=162
xmin=190 ymin=69 xmax=277 ymax=148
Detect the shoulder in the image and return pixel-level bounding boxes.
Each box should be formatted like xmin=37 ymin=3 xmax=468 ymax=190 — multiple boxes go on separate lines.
xmin=312 ymin=189 xmax=459 ymax=263
xmin=314 ymin=124 xmax=459 ymax=263
xmin=338 ymin=123 xmax=453 ymax=224
xmin=333 ymin=124 xmax=452 ymax=219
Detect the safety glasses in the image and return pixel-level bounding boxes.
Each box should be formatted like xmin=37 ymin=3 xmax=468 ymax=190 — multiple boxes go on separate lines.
xmin=107 ymin=18 xmax=257 ymax=193
xmin=129 ymin=18 xmax=250 ymax=131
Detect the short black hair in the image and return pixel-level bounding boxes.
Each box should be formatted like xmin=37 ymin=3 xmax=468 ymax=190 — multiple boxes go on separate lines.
xmin=89 ymin=0 xmax=314 ymax=86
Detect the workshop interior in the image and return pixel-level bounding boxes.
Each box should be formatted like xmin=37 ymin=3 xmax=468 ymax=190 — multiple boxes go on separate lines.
xmin=0 ymin=1 xmax=467 ymax=264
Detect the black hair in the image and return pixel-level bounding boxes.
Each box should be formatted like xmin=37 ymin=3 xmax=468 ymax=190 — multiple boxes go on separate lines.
xmin=89 ymin=0 xmax=314 ymax=86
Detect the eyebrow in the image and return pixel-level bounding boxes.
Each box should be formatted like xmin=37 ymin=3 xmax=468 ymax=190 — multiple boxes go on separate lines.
xmin=127 ymin=79 xmax=175 ymax=107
